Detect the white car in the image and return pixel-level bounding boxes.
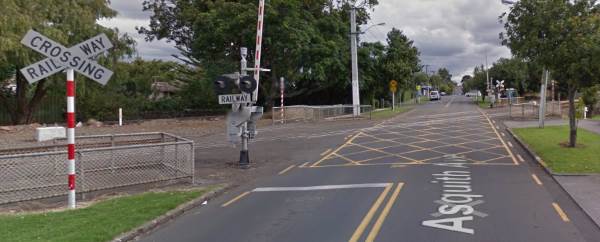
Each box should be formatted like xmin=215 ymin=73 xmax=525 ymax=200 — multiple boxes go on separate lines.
xmin=430 ymin=91 xmax=441 ymax=101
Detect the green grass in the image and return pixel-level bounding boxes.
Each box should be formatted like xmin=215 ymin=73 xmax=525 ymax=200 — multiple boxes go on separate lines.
xmin=513 ymin=126 xmax=600 ymax=173
xmin=0 ymin=189 xmax=212 ymax=242
xmin=591 ymin=115 xmax=600 ymax=121
xmin=371 ymin=106 xmax=412 ymax=119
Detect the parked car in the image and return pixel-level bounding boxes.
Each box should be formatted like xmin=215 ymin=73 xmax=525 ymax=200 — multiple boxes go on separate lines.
xmin=440 ymin=92 xmax=447 ymax=96
xmin=430 ymin=91 xmax=441 ymax=101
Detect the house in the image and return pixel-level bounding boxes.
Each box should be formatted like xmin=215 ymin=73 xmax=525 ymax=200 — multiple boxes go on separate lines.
xmin=149 ymin=81 xmax=183 ymax=100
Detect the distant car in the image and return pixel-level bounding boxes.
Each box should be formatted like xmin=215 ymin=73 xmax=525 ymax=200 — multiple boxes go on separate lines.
xmin=440 ymin=92 xmax=447 ymax=96
xmin=430 ymin=91 xmax=441 ymax=101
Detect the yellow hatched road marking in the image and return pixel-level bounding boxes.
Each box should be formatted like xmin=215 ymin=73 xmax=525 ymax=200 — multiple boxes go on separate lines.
xmin=278 ymin=165 xmax=296 ymax=175
xmin=348 ymin=184 xmax=393 ymax=242
xmin=221 ymin=191 xmax=251 ymax=207
xmin=366 ymin=183 xmax=404 ymax=242
xmin=321 ymin=148 xmax=333 ymax=156
xmin=311 ymin=132 xmax=362 ymax=167
xmin=552 ymin=203 xmax=570 ymax=222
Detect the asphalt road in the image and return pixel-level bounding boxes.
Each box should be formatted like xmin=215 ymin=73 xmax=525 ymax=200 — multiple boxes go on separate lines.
xmin=142 ymin=96 xmax=600 ymax=242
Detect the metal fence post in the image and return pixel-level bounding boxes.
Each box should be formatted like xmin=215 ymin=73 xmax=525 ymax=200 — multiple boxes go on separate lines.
xmin=110 ymin=134 xmax=115 ymax=173
xmin=78 ymin=151 xmax=85 ymax=200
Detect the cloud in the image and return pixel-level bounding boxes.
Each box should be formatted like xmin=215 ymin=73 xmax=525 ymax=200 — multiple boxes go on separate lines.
xmin=366 ymin=0 xmax=513 ymax=82
xmin=97 ymin=0 xmax=179 ymax=61
xmin=99 ymin=0 xmax=514 ymax=82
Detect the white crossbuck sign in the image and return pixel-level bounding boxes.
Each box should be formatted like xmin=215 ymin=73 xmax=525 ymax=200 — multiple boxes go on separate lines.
xmin=20 ymin=30 xmax=113 ymax=85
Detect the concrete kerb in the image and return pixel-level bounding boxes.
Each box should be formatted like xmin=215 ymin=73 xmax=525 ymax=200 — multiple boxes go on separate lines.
xmin=112 ymin=184 xmax=230 ymax=242
xmin=505 ymin=127 xmax=600 ymax=229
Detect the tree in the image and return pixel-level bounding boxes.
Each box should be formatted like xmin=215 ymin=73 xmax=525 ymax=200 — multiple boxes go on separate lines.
xmin=0 ymin=0 xmax=133 ymax=124
xmin=501 ymin=0 xmax=600 ymax=147
xmin=462 ymin=65 xmax=487 ymax=100
xmin=488 ymin=58 xmax=529 ymax=95
xmin=139 ymin=0 xmax=379 ymax=107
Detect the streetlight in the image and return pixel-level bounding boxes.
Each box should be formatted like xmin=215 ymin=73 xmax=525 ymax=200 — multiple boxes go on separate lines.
xmin=350 ymin=7 xmax=385 ymax=116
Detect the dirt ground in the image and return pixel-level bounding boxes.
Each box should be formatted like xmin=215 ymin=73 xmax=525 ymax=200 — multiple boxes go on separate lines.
xmin=0 ymin=116 xmax=274 ymax=148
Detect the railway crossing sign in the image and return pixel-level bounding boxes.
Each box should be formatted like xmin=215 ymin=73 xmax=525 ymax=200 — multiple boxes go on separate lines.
xmin=389 ymin=80 xmax=398 ymax=93
xmin=20 ymin=30 xmax=114 ymax=85
xmin=19 ymin=29 xmax=114 ymax=209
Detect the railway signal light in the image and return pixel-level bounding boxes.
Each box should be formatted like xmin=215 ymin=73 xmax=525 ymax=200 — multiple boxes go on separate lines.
xmin=213 ymin=74 xmax=258 ymax=95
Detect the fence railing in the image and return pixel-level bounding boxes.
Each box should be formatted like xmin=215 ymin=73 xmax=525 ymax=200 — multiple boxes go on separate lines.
xmin=272 ymin=105 xmax=373 ymax=124
xmin=0 ymin=132 xmax=194 ymax=205
xmin=508 ymin=101 xmax=569 ymax=120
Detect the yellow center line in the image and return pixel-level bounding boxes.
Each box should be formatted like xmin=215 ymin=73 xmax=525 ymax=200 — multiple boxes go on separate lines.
xmin=320 ymin=148 xmax=333 ymax=156
xmin=278 ymin=165 xmax=296 ymax=175
xmin=349 ymin=184 xmax=393 ymax=242
xmin=221 ymin=191 xmax=251 ymax=207
xmin=366 ymin=183 xmax=404 ymax=242
xmin=531 ymin=174 xmax=543 ymax=185
xmin=552 ymin=202 xmax=570 ymax=222
xmin=479 ymin=109 xmax=519 ymax=165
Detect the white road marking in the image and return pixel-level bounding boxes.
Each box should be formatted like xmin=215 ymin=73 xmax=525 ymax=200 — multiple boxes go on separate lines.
xmin=252 ymin=183 xmax=391 ymax=192
xmin=517 ymin=154 xmax=525 ymax=163
xmin=507 ymin=142 xmax=514 ymax=148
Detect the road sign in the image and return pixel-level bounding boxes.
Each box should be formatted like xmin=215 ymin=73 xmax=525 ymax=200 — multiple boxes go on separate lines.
xmin=219 ymin=94 xmax=252 ymax=104
xmin=19 ymin=30 xmax=113 ymax=84
xmin=389 ymin=80 xmax=398 ymax=93
xmin=416 ymin=85 xmax=421 ymax=91
xmin=18 ymin=29 xmax=114 ymax=209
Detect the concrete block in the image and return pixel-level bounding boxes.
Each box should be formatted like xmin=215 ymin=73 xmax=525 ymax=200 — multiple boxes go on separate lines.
xmin=36 ymin=127 xmax=66 ymax=142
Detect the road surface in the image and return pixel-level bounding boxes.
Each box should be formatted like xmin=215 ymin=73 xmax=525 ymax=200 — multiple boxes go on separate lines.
xmin=142 ymin=96 xmax=600 ymax=242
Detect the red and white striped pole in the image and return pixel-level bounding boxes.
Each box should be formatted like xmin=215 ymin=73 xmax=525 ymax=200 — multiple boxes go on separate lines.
xmin=280 ymin=77 xmax=284 ymax=124
xmin=252 ymin=0 xmax=265 ymax=102
xmin=66 ymin=69 xmax=76 ymax=208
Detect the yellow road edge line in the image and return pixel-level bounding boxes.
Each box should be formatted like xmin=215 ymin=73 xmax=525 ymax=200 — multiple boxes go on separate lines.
xmin=312 ymin=132 xmax=362 ymax=167
xmin=278 ymin=165 xmax=296 ymax=175
xmin=320 ymin=148 xmax=333 ymax=156
xmin=552 ymin=202 xmax=570 ymax=222
xmin=221 ymin=191 xmax=251 ymax=207
xmin=479 ymin=109 xmax=519 ymax=165
xmin=531 ymin=174 xmax=543 ymax=185
xmin=348 ymin=184 xmax=393 ymax=242
xmin=366 ymin=183 xmax=404 ymax=242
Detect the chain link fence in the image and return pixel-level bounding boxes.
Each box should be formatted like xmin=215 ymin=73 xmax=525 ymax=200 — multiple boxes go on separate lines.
xmin=0 ymin=133 xmax=193 ymax=205
xmin=272 ymin=105 xmax=372 ymax=124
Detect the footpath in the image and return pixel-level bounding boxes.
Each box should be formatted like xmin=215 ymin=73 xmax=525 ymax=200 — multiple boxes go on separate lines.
xmin=504 ymin=118 xmax=600 ymax=228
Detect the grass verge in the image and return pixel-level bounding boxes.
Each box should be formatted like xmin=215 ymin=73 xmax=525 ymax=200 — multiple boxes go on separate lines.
xmin=0 ymin=188 xmax=213 ymax=242
xmin=513 ymin=126 xmax=600 ymax=173
xmin=371 ymin=107 xmax=412 ymax=119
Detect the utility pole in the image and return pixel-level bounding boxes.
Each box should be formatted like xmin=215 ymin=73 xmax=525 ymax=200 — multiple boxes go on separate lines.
xmin=350 ymin=7 xmax=360 ymax=117
xmin=539 ymin=69 xmax=549 ymax=128
xmin=485 ymin=55 xmax=490 ymax=98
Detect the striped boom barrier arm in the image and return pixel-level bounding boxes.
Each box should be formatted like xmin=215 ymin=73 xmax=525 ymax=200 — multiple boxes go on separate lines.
xmin=252 ymin=0 xmax=265 ymax=101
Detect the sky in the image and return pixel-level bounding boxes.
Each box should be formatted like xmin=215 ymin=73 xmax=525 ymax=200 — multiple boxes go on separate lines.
xmin=98 ymin=0 xmax=513 ymax=83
